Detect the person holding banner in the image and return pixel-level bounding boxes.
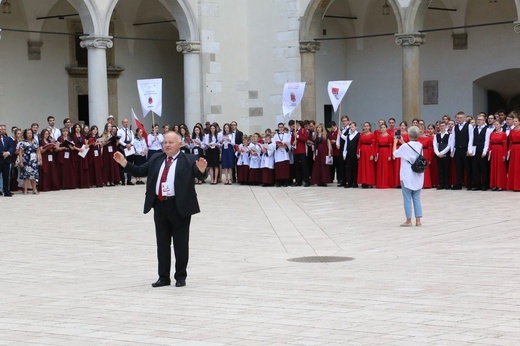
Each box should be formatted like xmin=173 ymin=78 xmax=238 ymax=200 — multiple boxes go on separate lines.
xmin=147 ymin=124 xmax=164 ymax=159
xmin=117 ymin=119 xmax=136 ymax=186
xmin=292 ymin=121 xmax=310 ymax=187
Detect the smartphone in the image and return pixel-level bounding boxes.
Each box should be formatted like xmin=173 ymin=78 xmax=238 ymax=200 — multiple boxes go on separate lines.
xmin=395 ymin=129 xmax=401 ymax=139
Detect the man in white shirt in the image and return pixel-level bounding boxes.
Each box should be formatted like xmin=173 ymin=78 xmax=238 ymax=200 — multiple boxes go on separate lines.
xmin=117 ymin=118 xmax=135 ymax=185
xmin=31 ymin=123 xmax=40 ymax=145
xmin=469 ymin=114 xmax=492 ymax=191
xmin=47 ymin=116 xmax=61 ymax=142
xmin=433 ymin=122 xmax=454 ymax=190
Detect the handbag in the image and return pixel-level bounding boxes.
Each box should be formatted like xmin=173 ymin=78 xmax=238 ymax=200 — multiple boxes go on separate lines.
xmin=325 ymin=155 xmax=333 ymax=165
xmin=406 ymin=143 xmax=427 ymax=173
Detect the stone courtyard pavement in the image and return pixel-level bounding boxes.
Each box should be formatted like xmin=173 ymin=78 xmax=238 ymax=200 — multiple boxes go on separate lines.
xmin=1 ymin=183 xmax=520 ymax=345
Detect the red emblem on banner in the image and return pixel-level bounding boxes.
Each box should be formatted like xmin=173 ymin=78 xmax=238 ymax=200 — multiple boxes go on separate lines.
xmin=332 ymin=87 xmax=340 ymax=100
xmin=148 ymin=97 xmax=153 ymax=104
xmin=290 ymin=92 xmax=296 ymax=102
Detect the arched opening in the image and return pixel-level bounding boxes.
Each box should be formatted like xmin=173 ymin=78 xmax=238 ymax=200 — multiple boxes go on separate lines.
xmin=474 ymin=69 xmax=520 ymax=115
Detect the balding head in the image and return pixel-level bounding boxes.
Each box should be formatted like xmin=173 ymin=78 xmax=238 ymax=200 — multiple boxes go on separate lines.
xmin=163 ymin=132 xmax=181 ymax=157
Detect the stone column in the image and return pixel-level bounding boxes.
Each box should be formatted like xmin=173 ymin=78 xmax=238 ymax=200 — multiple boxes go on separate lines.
xmin=300 ymin=41 xmax=320 ymax=120
xmin=395 ymin=33 xmax=425 ymax=126
xmin=80 ymin=35 xmax=113 ymax=127
xmin=177 ymin=41 xmax=202 ymax=129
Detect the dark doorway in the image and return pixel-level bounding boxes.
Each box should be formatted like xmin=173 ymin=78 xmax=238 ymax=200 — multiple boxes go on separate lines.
xmin=324 ymin=104 xmax=333 ymax=128
xmin=78 ymin=95 xmax=89 ymax=125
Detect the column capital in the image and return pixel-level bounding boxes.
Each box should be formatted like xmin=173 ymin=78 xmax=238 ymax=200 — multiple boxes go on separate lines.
xmin=176 ymin=41 xmax=201 ymax=54
xmin=80 ymin=35 xmax=113 ymax=49
xmin=395 ymin=33 xmax=426 ymax=46
xmin=299 ymin=41 xmax=321 ymax=53
xmin=514 ymin=21 xmax=520 ymax=34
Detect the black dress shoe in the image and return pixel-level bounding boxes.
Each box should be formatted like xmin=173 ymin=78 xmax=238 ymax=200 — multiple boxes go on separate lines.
xmin=304 ymin=183 xmax=311 ymax=187
xmin=451 ymin=186 xmax=462 ymax=190
xmin=4 ymin=192 xmax=12 ymax=197
xmin=175 ymin=280 xmax=186 ymax=287
xmin=127 ymin=181 xmax=135 ymax=186
xmin=151 ymin=279 xmax=171 ymax=288
xmin=121 ymin=181 xmax=126 ymax=186
xmin=292 ymin=183 xmax=301 ymax=187
xmin=0 ymin=191 xmax=3 ymax=196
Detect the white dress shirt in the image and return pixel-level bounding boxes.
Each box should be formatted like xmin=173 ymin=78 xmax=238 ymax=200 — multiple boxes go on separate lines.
xmin=155 ymin=152 xmax=179 ymax=197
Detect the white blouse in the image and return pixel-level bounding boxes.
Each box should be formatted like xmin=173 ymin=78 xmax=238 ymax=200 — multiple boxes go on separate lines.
xmin=393 ymin=140 xmax=424 ymax=191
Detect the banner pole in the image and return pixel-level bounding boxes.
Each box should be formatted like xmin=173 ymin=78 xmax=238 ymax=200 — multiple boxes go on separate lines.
xmin=338 ymin=103 xmax=342 ymax=128
xmin=151 ymin=111 xmax=155 ymax=129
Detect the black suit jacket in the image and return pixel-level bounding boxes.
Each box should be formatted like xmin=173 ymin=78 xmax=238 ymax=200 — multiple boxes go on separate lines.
xmin=0 ymin=136 xmax=15 ymax=163
xmin=235 ymin=130 xmax=243 ymax=146
xmin=124 ymin=152 xmax=208 ymax=216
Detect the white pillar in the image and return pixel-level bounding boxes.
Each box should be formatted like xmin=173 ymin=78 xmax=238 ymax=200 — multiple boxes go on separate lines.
xmin=80 ymin=35 xmax=113 ymax=127
xmin=396 ymin=33 xmax=425 ymax=126
xmin=177 ymin=41 xmax=201 ymax=129
xmin=300 ymin=41 xmax=320 ymax=120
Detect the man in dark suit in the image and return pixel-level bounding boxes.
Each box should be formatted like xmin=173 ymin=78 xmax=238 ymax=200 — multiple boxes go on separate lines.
xmin=231 ymin=121 xmax=243 ymax=182
xmin=0 ymin=124 xmax=15 ymax=197
xmin=113 ymin=132 xmax=208 ymax=288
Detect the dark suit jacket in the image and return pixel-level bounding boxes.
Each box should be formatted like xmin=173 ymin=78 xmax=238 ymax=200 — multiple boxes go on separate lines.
xmin=235 ymin=130 xmax=243 ymax=146
xmin=0 ymin=136 xmax=15 ymax=163
xmin=124 ymin=151 xmax=208 ymax=216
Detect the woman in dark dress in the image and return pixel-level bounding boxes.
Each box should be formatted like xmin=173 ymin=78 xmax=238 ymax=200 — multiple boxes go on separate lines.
xmin=179 ymin=126 xmax=191 ymax=154
xmin=102 ymin=123 xmax=121 ymax=186
xmin=39 ymin=128 xmax=60 ymax=192
xmin=71 ymin=123 xmax=90 ymax=189
xmin=54 ymin=127 xmax=76 ymax=189
xmin=87 ymin=125 xmax=104 ymax=188
xmin=220 ymin=123 xmax=235 ymax=185
xmin=310 ymin=124 xmax=332 ymax=186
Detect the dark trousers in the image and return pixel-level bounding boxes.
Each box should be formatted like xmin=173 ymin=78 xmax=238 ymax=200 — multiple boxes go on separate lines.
xmin=294 ymin=153 xmax=309 ymax=185
xmin=337 ymin=154 xmax=346 ymax=185
xmin=153 ymin=198 xmax=191 ymax=281
xmin=345 ymin=153 xmax=359 ymax=187
xmin=454 ymin=147 xmax=470 ymax=188
xmin=436 ymin=155 xmax=451 ymax=188
xmin=329 ymin=155 xmax=340 ymax=182
xmin=307 ymin=149 xmax=314 ymax=181
xmin=472 ymin=151 xmax=489 ymax=189
xmin=0 ymin=161 xmax=10 ymax=194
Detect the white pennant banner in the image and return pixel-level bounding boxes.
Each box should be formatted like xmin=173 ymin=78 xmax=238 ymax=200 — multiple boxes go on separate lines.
xmin=327 ymin=80 xmax=353 ymax=112
xmin=282 ymin=82 xmax=306 ymax=117
xmin=137 ymin=78 xmax=163 ymax=117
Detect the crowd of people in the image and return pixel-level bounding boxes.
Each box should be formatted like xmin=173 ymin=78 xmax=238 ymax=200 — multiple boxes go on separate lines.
xmin=1 ymin=109 xmax=519 ymax=197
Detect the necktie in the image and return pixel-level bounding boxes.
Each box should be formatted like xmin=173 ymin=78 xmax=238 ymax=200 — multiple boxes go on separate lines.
xmin=125 ymin=129 xmax=128 ymax=142
xmin=158 ymin=156 xmax=173 ymax=201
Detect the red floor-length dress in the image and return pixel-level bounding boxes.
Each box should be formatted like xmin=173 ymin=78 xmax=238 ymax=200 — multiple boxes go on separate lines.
xmin=357 ymin=132 xmax=376 ymax=186
xmin=418 ymin=136 xmax=433 ymax=188
xmin=489 ymin=131 xmax=507 ymax=190
xmin=507 ymin=130 xmax=520 ymax=191
xmin=103 ymin=142 xmax=121 ymax=185
xmin=87 ymin=139 xmax=104 ymax=188
xmin=39 ymin=142 xmax=60 ymax=192
xmin=375 ymin=134 xmax=394 ymax=189
xmin=310 ymin=136 xmax=331 ymax=185
xmin=72 ymin=135 xmax=90 ymax=189
xmin=57 ymin=145 xmax=76 ymax=189
xmin=393 ymin=133 xmax=409 ymax=187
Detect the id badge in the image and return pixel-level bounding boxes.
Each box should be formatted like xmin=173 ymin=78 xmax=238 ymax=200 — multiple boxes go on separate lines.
xmin=161 ymin=182 xmax=170 ymax=196
xmin=64 ymin=152 xmax=70 ymax=159
xmin=94 ymin=150 xmax=99 ymax=157
xmin=108 ymin=146 xmax=113 ymax=153
xmin=48 ymin=155 xmax=53 ymax=162
xmin=194 ymin=148 xmax=199 ymax=155
xmin=224 ymin=143 xmax=228 ymax=150
xmin=30 ymin=153 xmax=37 ymax=161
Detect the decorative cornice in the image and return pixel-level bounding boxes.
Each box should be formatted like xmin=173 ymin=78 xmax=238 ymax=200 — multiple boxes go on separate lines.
xmin=395 ymin=33 xmax=426 ymax=46
xmin=299 ymin=41 xmax=321 ymax=53
xmin=176 ymin=41 xmax=201 ymax=54
xmin=514 ymin=21 xmax=520 ymax=34
xmin=65 ymin=66 xmax=125 ymax=78
xmin=80 ymin=36 xmax=113 ymax=49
